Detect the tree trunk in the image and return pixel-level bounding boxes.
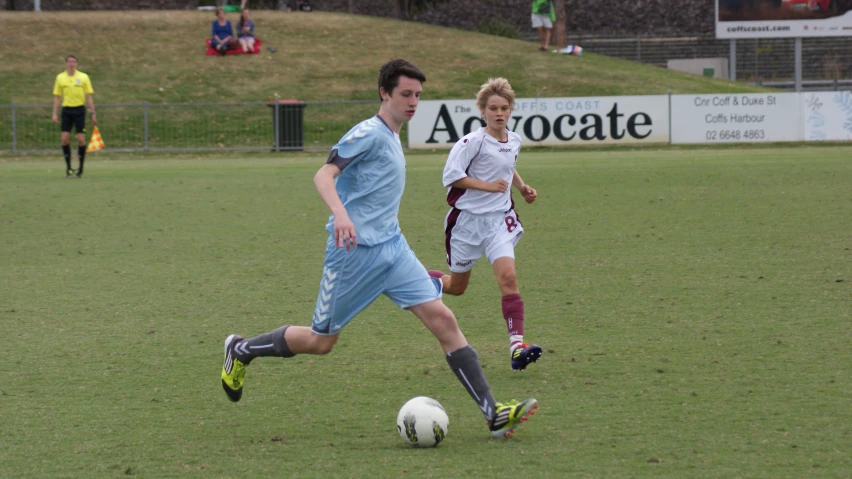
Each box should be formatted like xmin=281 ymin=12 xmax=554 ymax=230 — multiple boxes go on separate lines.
xmin=397 ymin=0 xmax=410 ymax=19
xmin=553 ymin=0 xmax=567 ymax=49
xmin=348 ymin=0 xmax=355 ymax=14
xmin=7 ymin=0 xmax=16 ymax=11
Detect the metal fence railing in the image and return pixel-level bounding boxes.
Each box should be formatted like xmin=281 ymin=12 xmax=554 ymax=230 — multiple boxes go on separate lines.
xmin=561 ymin=34 xmax=852 ymax=88
xmin=0 ymin=100 xmax=381 ymax=155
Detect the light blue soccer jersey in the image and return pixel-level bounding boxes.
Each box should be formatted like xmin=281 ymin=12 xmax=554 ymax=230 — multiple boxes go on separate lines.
xmin=312 ymin=115 xmax=440 ymax=335
xmin=325 ymin=116 xmax=405 ymax=246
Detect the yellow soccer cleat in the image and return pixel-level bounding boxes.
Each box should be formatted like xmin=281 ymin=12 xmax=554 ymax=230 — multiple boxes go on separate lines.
xmin=489 ymin=398 xmax=539 ymax=438
xmin=221 ymin=334 xmax=248 ymax=402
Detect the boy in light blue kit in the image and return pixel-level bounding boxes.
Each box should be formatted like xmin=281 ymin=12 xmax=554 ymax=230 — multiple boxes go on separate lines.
xmin=220 ymin=59 xmax=538 ymax=438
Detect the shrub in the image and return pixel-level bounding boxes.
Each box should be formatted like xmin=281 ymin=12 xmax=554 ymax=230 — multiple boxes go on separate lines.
xmin=477 ymin=18 xmax=520 ymax=39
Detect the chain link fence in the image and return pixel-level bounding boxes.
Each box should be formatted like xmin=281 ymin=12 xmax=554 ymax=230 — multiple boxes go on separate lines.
xmin=564 ymin=34 xmax=852 ymax=90
xmin=0 ymin=100 xmax=381 ymax=155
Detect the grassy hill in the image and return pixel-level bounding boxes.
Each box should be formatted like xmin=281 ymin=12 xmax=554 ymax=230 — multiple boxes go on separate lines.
xmin=2 ymin=10 xmax=769 ymax=105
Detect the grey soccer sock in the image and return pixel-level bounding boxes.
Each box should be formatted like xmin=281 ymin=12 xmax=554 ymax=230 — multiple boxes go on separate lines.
xmin=233 ymin=325 xmax=295 ymax=363
xmin=446 ymin=345 xmax=497 ymax=422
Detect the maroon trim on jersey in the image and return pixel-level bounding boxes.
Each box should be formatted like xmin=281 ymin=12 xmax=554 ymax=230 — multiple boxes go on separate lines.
xmin=445 ymin=137 xmax=485 ymax=207
xmin=444 ymin=207 xmax=462 ymax=266
xmin=447 ymin=186 xmax=466 ymax=207
xmin=508 ymin=196 xmax=523 ymax=228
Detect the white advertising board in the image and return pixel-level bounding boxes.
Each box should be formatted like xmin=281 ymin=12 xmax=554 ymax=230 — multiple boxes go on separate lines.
xmin=671 ymin=93 xmax=802 ymax=144
xmin=408 ymin=96 xmax=670 ymax=149
xmin=802 ymin=91 xmax=852 ymax=141
xmin=716 ymin=1 xmax=852 ymax=39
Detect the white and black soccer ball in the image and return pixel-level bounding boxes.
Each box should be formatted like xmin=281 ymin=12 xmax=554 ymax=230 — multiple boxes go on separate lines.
xmin=396 ymin=396 xmax=449 ymax=448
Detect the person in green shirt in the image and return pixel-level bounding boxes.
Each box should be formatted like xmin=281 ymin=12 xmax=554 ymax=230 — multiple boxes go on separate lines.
xmin=531 ymin=0 xmax=556 ymax=51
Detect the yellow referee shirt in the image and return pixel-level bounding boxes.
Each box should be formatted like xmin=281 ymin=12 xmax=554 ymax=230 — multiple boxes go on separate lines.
xmin=53 ymin=71 xmax=94 ymax=107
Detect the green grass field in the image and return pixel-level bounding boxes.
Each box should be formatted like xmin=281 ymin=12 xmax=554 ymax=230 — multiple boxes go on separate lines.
xmin=1 ymin=146 xmax=850 ymax=478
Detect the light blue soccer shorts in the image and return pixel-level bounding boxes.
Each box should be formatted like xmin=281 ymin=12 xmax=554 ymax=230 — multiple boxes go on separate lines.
xmin=311 ymin=233 xmax=442 ymax=335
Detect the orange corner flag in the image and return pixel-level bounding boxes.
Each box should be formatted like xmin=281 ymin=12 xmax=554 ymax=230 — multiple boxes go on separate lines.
xmin=87 ymin=126 xmax=105 ymax=152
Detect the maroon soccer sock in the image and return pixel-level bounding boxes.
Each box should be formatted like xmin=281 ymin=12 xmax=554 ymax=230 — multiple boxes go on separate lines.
xmin=427 ymin=270 xmax=445 ymax=280
xmin=427 ymin=270 xmax=445 ymax=294
xmin=502 ymin=294 xmax=525 ymax=350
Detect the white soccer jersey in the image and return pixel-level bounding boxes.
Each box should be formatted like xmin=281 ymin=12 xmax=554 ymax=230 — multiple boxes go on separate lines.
xmin=442 ymin=127 xmax=522 ymax=214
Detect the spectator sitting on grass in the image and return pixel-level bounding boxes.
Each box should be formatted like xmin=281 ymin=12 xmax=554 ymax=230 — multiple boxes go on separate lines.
xmin=237 ymin=9 xmax=256 ymax=53
xmin=211 ymin=7 xmax=236 ymax=56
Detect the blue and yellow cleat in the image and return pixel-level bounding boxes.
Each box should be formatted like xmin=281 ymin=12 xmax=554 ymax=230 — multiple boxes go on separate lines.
xmin=511 ymin=343 xmax=543 ymax=371
xmin=489 ymin=398 xmax=539 ymax=438
xmin=221 ymin=334 xmax=248 ymax=402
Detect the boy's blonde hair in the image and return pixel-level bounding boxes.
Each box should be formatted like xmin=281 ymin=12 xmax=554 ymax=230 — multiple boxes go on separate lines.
xmin=475 ymin=78 xmax=515 ymax=112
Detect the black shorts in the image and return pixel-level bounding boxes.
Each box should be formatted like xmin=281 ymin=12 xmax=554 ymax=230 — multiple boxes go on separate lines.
xmin=61 ymin=106 xmax=86 ymax=133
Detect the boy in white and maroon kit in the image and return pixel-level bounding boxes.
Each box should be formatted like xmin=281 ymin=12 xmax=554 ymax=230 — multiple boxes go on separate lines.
xmin=429 ymin=77 xmax=543 ymax=372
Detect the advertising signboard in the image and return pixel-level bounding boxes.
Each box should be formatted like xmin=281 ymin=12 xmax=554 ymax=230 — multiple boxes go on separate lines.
xmin=802 ymin=91 xmax=852 ymax=140
xmin=408 ymin=96 xmax=670 ymax=149
xmin=716 ymin=0 xmax=852 ymax=38
xmin=670 ymin=93 xmax=803 ymax=143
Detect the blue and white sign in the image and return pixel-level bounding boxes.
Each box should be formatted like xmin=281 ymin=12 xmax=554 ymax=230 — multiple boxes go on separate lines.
xmin=802 ymin=91 xmax=852 ymax=141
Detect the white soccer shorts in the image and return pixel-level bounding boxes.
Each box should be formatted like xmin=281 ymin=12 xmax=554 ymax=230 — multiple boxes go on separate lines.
xmin=444 ymin=209 xmax=524 ymax=273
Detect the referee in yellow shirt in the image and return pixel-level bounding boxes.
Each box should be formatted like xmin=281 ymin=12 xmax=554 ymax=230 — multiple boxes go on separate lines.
xmin=52 ymin=55 xmax=97 ymax=178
